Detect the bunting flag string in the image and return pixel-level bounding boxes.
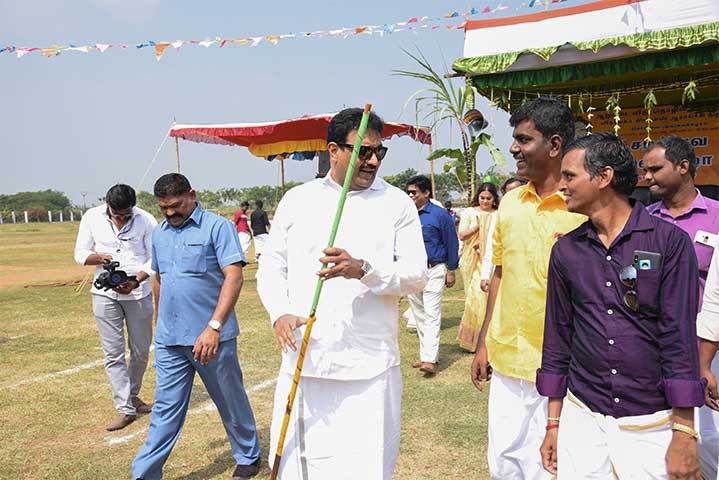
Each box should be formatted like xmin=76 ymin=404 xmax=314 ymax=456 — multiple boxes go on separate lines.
xmin=1 ymin=1 xmax=570 ymax=61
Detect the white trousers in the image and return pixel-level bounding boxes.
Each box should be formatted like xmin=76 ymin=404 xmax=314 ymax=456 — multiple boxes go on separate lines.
xmin=698 ymin=354 xmax=719 ymax=480
xmin=253 ymin=233 xmax=269 ymax=257
xmin=238 ymin=231 xmax=251 ymax=256
xmin=270 ymin=367 xmax=402 ymax=480
xmin=407 ymin=263 xmax=446 ymax=363
xmin=488 ymin=370 xmax=551 ymax=480
xmin=558 ymin=391 xmax=672 ymax=479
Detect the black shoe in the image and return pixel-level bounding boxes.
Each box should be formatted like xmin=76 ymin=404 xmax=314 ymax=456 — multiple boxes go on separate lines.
xmin=232 ymin=458 xmax=260 ymax=479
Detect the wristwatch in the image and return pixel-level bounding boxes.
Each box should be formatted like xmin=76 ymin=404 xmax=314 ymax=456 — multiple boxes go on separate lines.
xmin=360 ymin=260 xmax=373 ymax=278
xmin=208 ymin=320 xmax=223 ymax=332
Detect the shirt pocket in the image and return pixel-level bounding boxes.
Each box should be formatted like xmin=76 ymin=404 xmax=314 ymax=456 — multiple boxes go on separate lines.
xmin=154 ymin=240 xmax=173 ymax=273
xmin=534 ymin=236 xmax=556 ymax=280
xmin=179 ymin=242 xmax=207 ymax=273
xmin=636 ymin=269 xmax=661 ymax=316
xmin=421 ymin=223 xmax=435 ymax=237
xmin=124 ymin=235 xmax=147 ymax=257
xmin=422 ymin=223 xmax=439 ymax=249
xmin=530 ymin=219 xmax=556 ymax=279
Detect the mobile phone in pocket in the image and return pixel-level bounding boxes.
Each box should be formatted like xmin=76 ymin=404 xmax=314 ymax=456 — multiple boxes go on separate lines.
xmin=632 ymin=250 xmax=663 ymax=271
xmin=695 ymin=230 xmax=718 ymax=248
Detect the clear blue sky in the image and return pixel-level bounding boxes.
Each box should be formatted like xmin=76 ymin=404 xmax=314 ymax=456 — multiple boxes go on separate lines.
xmin=0 ymin=0 xmax=592 ymax=205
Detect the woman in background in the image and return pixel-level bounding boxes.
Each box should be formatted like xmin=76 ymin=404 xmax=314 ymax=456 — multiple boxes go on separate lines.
xmin=457 ymin=182 xmax=499 ymax=352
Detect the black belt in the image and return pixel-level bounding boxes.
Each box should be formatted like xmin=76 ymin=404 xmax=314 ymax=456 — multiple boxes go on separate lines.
xmin=428 ymin=261 xmax=445 ymax=268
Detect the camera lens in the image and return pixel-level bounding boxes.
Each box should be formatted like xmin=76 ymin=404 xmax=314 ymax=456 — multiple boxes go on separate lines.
xmin=109 ymin=272 xmax=125 ymax=285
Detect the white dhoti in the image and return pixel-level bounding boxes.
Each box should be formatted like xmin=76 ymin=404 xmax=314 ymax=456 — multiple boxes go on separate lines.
xmin=698 ymin=354 xmax=719 ymax=480
xmin=238 ymin=231 xmax=251 ymax=256
xmin=253 ymin=233 xmax=269 ymax=258
xmin=487 ymin=369 xmax=551 ymax=480
xmin=269 ymin=366 xmax=402 ymax=480
xmin=558 ymin=390 xmax=672 ymax=479
xmin=407 ymin=263 xmax=446 ymax=363
xmin=403 ymin=308 xmax=416 ymax=329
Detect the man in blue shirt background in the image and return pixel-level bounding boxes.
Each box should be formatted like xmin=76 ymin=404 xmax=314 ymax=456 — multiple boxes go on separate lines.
xmin=406 ymin=175 xmax=459 ymax=375
xmin=132 ymin=173 xmax=261 ymax=480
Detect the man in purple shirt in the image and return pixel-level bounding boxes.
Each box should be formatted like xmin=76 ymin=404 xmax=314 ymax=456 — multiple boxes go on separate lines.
xmin=644 ymin=135 xmax=719 ymax=478
xmin=645 ymin=135 xmax=719 ymax=301
xmin=537 ymin=132 xmax=704 ymax=479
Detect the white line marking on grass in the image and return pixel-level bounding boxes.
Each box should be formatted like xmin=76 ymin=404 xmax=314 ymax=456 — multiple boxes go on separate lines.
xmin=103 ymin=377 xmax=277 ymax=446
xmin=3 ymin=345 xmax=156 ymax=389
xmin=4 ymin=359 xmax=105 ymax=389
xmin=7 ymin=334 xmax=28 ymax=340
xmin=105 ymin=427 xmax=147 ymax=446
xmin=247 ymin=378 xmax=277 ymax=392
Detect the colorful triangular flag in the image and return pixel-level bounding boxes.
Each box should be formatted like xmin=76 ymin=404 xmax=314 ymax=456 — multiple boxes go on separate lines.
xmin=154 ymin=42 xmax=170 ymax=61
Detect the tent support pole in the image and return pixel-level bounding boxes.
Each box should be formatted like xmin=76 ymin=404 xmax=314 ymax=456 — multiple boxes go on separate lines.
xmin=175 ymin=136 xmax=181 ymax=173
xmin=429 ymin=143 xmax=436 ymax=200
xmin=281 ymin=158 xmax=286 ymax=196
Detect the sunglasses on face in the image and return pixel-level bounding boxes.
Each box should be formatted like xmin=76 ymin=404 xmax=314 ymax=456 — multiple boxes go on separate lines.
xmin=406 ymin=189 xmax=418 ymax=196
xmin=619 ymin=265 xmax=639 ymax=312
xmin=337 ymin=143 xmax=388 ymax=162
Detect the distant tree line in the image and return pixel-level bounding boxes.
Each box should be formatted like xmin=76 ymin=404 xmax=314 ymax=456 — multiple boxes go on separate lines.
xmin=0 ymin=190 xmax=71 ymax=211
xmin=0 ymin=190 xmax=74 ymax=222
xmin=0 ymin=169 xmax=487 ymax=223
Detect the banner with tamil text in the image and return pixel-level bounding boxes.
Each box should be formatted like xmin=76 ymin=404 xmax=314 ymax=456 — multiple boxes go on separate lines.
xmin=592 ymin=105 xmax=718 ymax=186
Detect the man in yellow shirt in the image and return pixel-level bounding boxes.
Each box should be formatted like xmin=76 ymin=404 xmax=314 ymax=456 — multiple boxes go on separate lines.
xmin=470 ymin=97 xmax=586 ymax=479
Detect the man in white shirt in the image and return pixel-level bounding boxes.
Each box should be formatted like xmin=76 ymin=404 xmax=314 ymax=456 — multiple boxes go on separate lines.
xmin=257 ymin=108 xmax=428 ymax=479
xmin=698 ymin=248 xmax=719 ymax=479
xmin=74 ymin=184 xmax=157 ymax=431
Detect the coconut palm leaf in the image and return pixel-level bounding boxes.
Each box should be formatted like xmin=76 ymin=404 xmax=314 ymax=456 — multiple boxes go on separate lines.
xmin=476 ymin=133 xmax=507 ymax=167
xmin=428 ymin=147 xmax=464 ymax=162
xmin=394 ymin=46 xmax=477 ymax=197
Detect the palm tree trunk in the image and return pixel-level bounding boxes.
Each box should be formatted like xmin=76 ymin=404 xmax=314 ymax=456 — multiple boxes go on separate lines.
xmin=460 ymin=129 xmax=473 ymax=200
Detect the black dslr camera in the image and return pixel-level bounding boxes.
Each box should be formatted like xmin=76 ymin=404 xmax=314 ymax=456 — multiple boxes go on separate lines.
xmin=94 ymin=261 xmax=136 ymax=291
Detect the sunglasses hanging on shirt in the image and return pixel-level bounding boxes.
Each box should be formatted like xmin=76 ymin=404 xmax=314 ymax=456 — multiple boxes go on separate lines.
xmin=619 ymin=265 xmax=639 ymax=312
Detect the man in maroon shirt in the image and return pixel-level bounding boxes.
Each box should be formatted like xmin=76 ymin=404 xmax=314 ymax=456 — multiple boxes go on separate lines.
xmin=233 ymin=201 xmax=251 ymax=258
xmin=537 ymin=132 xmax=703 ymax=479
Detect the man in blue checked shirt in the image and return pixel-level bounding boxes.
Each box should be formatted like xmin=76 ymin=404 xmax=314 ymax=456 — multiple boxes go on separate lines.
xmin=132 ymin=173 xmax=261 ymax=480
xmin=406 ymin=175 xmax=459 ymax=376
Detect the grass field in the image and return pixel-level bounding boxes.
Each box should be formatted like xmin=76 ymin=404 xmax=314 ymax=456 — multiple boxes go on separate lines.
xmin=0 ymin=223 xmax=490 ymax=479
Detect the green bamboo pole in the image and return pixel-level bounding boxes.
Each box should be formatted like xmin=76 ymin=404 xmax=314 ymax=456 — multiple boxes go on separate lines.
xmin=270 ymin=103 xmax=372 ymax=480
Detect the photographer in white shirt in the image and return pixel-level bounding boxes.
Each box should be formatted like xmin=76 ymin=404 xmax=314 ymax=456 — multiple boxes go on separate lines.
xmin=74 ymin=184 xmax=157 ymax=431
